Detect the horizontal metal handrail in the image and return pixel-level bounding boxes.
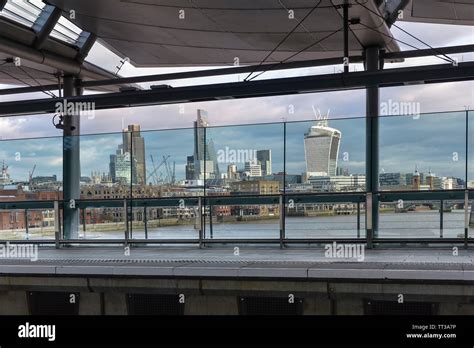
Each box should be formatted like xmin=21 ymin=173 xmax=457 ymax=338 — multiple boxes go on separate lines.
xmin=0 ymin=190 xmax=471 ymax=248
xmin=0 ymin=190 xmax=471 ymax=209
xmin=0 ymin=192 xmax=369 ymax=210
xmin=379 ymin=189 xmax=468 ymax=202
xmin=285 ymin=192 xmax=366 ymax=204
xmin=0 ymin=238 xmax=471 ymax=245
xmin=0 ymin=201 xmax=55 ymax=209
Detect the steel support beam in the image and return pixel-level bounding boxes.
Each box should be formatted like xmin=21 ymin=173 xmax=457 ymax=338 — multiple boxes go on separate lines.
xmin=80 ymin=56 xmax=365 ymax=89
xmin=365 ymin=46 xmax=381 ymax=246
xmin=343 ymin=0 xmax=349 ymax=73
xmin=0 ymin=35 xmax=84 ymax=75
xmin=384 ymin=44 xmax=474 ymax=61
xmin=1 ymin=44 xmax=472 ymax=96
xmin=0 ymin=35 xmax=121 ymax=84
xmin=0 ymin=55 xmax=363 ymax=96
xmin=377 ymin=0 xmax=410 ymax=27
xmin=32 ymin=5 xmax=62 ymax=50
xmin=1 ymin=62 xmax=472 ymax=117
xmin=60 ymin=44 xmax=474 ymax=88
xmin=62 ymin=76 xmax=81 ymax=240
xmin=75 ymin=31 xmax=97 ymax=63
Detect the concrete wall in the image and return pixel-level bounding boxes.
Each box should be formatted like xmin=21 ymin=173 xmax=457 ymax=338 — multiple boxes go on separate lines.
xmin=0 ymin=291 xmax=29 ymax=315
xmin=0 ymin=275 xmax=473 ymax=315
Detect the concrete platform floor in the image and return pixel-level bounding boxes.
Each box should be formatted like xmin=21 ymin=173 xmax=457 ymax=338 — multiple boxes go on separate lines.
xmin=0 ymin=246 xmax=473 ymax=281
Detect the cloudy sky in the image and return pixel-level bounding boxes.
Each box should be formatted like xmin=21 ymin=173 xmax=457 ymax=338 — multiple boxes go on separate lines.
xmin=0 ymin=20 xmax=473 ymax=182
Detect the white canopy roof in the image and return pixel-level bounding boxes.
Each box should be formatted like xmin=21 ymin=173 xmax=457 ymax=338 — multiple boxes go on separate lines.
xmin=46 ymin=0 xmax=401 ymax=67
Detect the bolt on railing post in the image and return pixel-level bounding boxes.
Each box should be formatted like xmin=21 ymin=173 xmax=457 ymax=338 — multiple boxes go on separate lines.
xmin=54 ymin=201 xmax=60 ymax=249
xmin=440 ymin=199 xmax=444 ymax=238
xmin=464 ymin=190 xmax=469 ymax=249
xmin=366 ymin=193 xmax=373 ymax=249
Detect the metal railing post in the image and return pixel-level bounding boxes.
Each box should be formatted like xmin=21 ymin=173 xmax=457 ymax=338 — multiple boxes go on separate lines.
xmin=465 ymin=108 xmax=469 ymax=249
xmin=279 ymin=195 xmax=285 ymax=249
xmin=440 ymin=199 xmax=444 ymax=238
xmin=54 ymin=201 xmax=60 ymax=249
xmin=124 ymin=199 xmax=129 ymax=246
xmin=82 ymin=208 xmax=86 ymax=237
xmin=198 ymin=197 xmax=203 ymax=248
xmin=282 ymin=121 xmax=287 ymax=249
xmin=24 ymin=208 xmax=29 ymax=240
xmin=144 ymin=206 xmax=148 ymax=240
xmin=366 ymin=193 xmax=373 ymax=248
xmin=464 ymin=190 xmax=469 ymax=249
xmin=356 ymin=202 xmax=361 ymax=238
xmin=209 ymin=202 xmax=213 ymax=239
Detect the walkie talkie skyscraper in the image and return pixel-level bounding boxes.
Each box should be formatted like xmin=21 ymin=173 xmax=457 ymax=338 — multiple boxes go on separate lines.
xmin=304 ymin=116 xmax=341 ymax=177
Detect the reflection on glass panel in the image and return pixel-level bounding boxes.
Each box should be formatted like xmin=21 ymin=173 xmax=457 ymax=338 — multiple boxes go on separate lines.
xmin=285 ymin=202 xmax=366 ymax=239
xmin=378 ymin=200 xmax=464 ymax=239
xmin=379 ymin=112 xmax=466 ymax=191
xmin=138 ymin=127 xmax=198 ymax=198
xmin=0 ymin=208 xmax=56 ymax=241
xmin=204 ymin=204 xmax=279 ymax=239
xmin=286 ymin=118 xmax=366 ymax=193
xmin=80 ymin=132 xmax=130 ymax=200
xmin=205 ymin=121 xmax=284 ymax=196
xmin=0 ymin=136 xmax=62 ymax=201
xmin=442 ymin=200 xmax=467 ymax=239
xmin=130 ymin=206 xmax=199 ymax=240
xmin=79 ymin=206 xmax=126 ymax=240
xmin=1 ymin=108 xmax=472 ymax=243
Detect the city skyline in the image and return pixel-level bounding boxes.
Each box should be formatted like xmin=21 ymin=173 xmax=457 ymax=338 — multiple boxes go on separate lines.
xmin=0 ymin=111 xmax=471 ymax=187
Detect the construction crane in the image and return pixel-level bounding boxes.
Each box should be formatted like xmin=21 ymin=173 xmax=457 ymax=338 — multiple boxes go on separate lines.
xmin=163 ymin=155 xmax=171 ymax=185
xmin=163 ymin=155 xmax=176 ymax=185
xmin=147 ymin=155 xmax=159 ymax=185
xmin=147 ymin=155 xmax=170 ymax=185
xmin=28 ymin=164 xmax=36 ymax=187
xmin=172 ymin=161 xmax=176 ymax=185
